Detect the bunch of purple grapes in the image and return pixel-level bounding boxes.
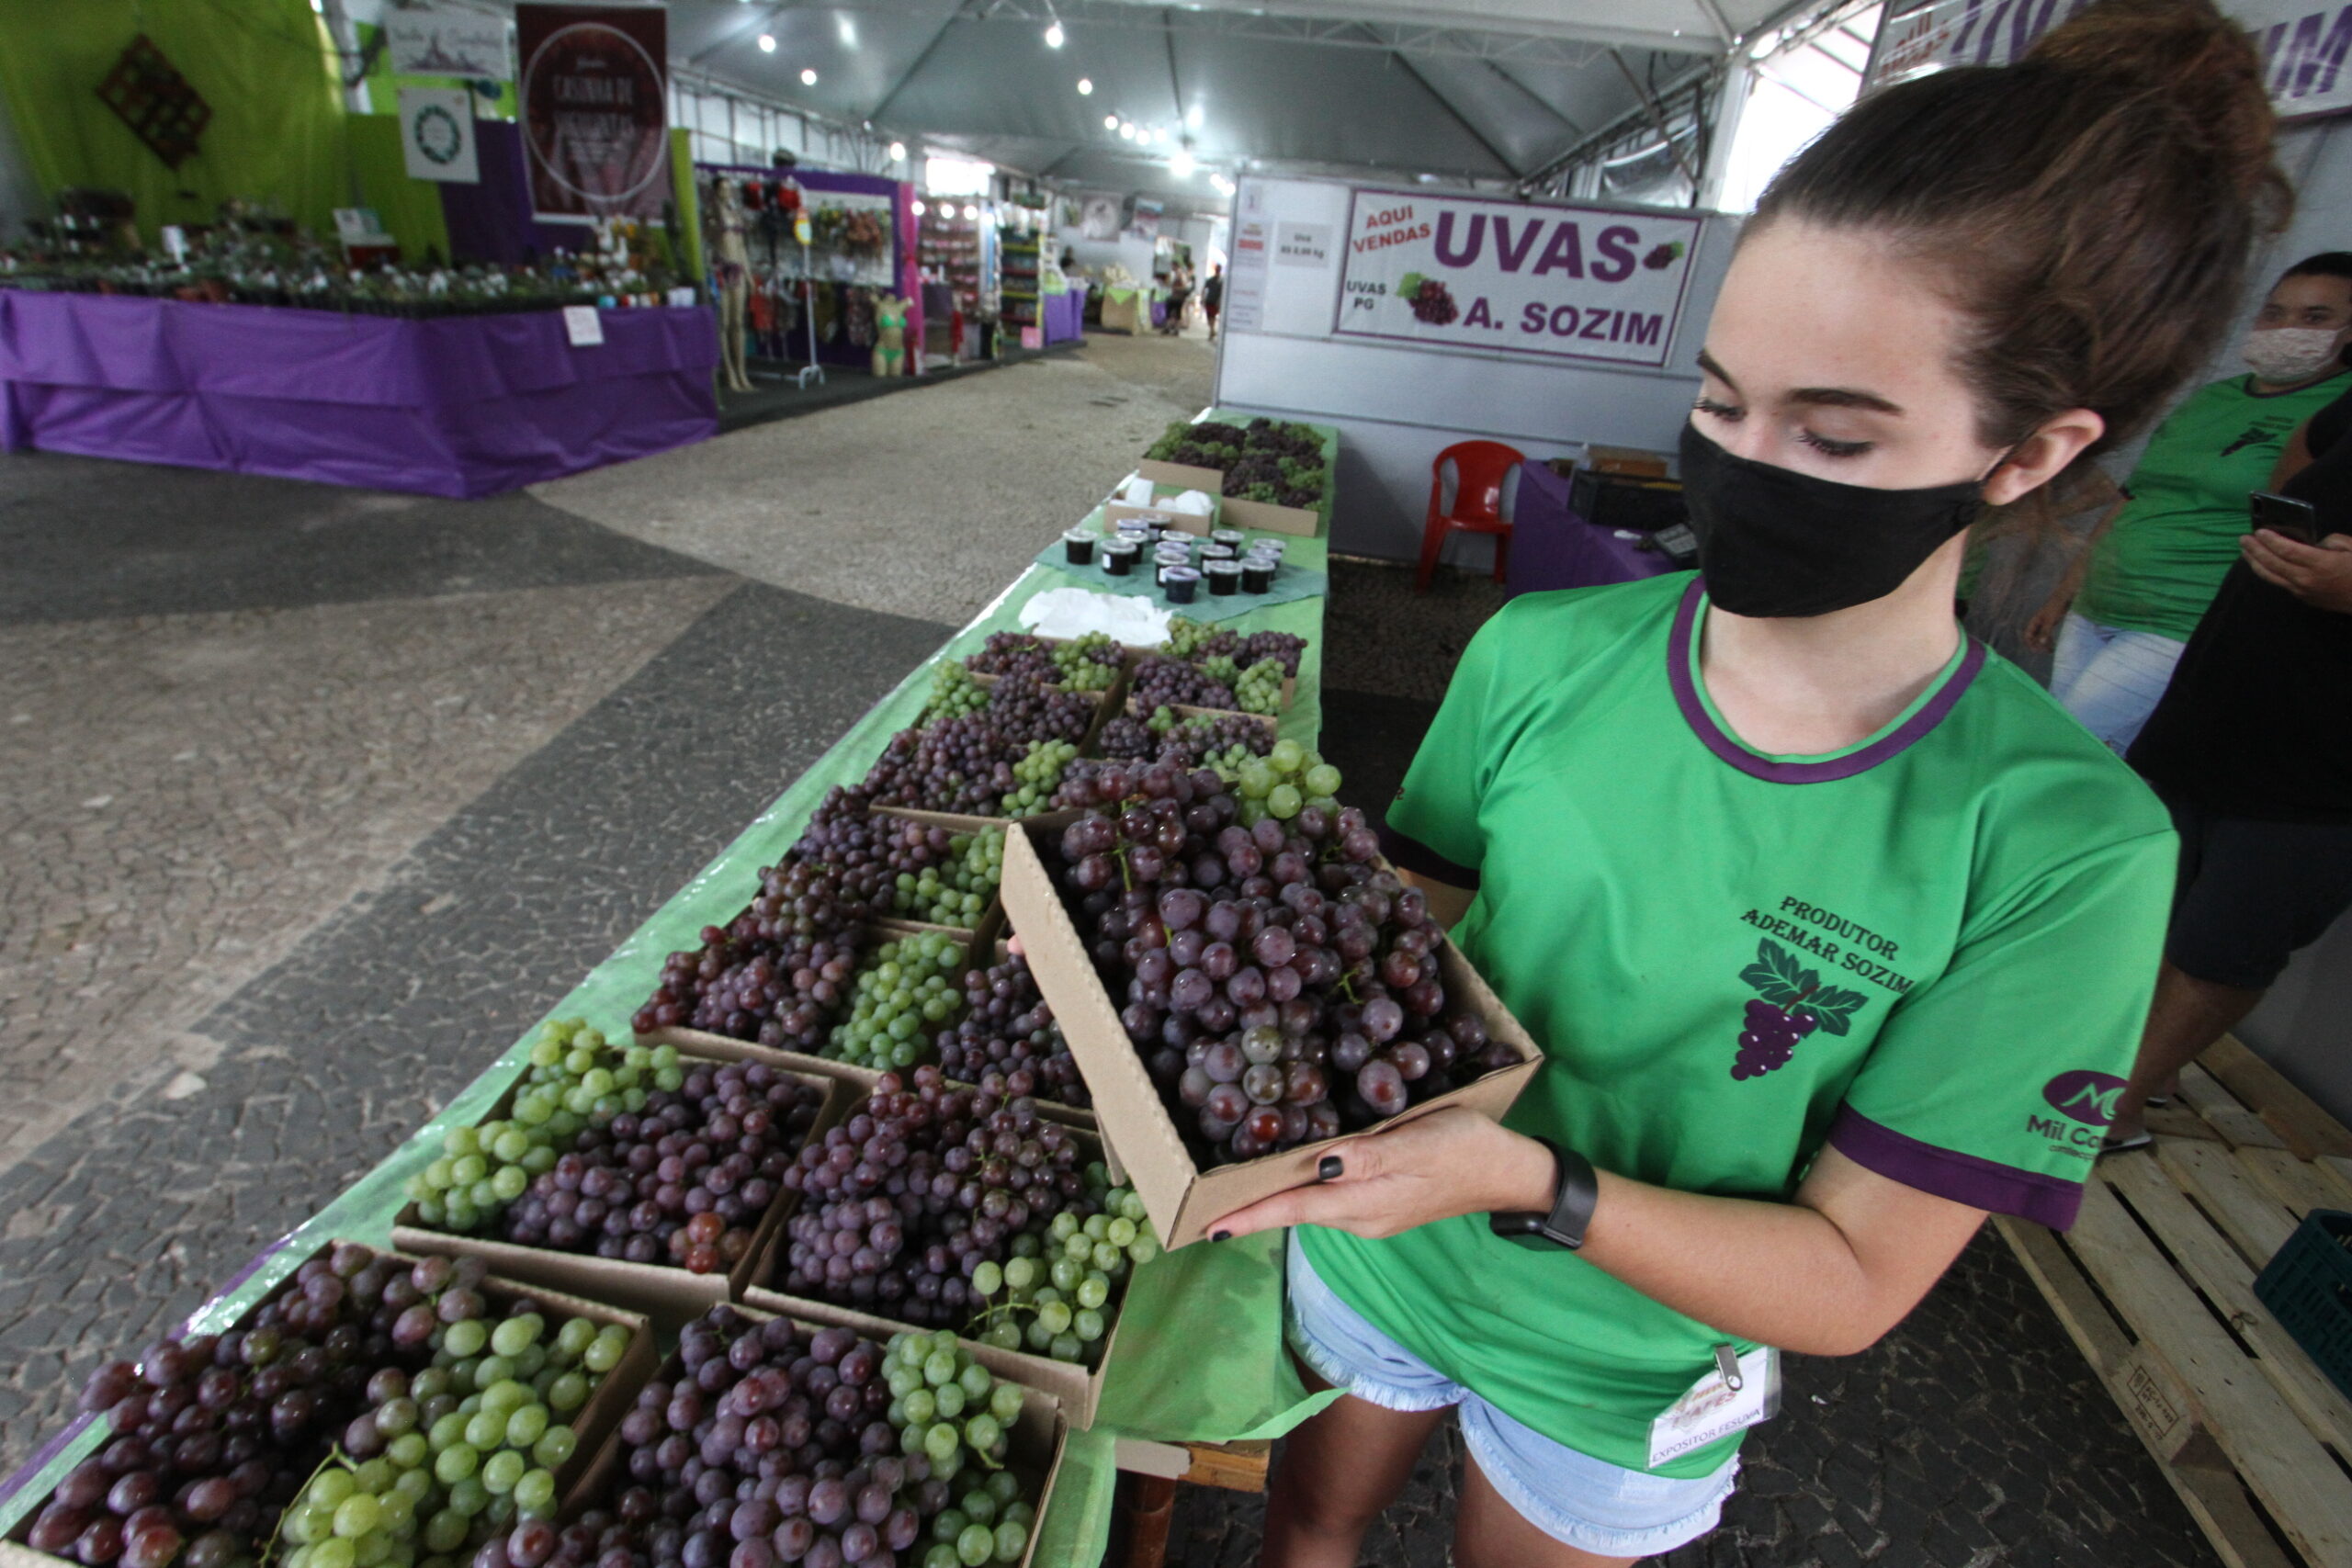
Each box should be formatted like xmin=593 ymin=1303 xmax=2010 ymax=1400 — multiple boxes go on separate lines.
xmin=1407 ymin=278 xmax=1458 ymax=324
xmin=592 ymin=1308 xmax=929 ymax=1568
xmin=776 ymin=1072 xmax=1094 ymax=1325
xmin=785 ymin=790 xmax=956 ymax=916
xmin=27 ymin=1246 xmax=483 ymax=1568
xmin=1049 ymin=761 xmax=1516 ymax=1161
xmin=500 ymin=1062 xmax=826 ymax=1274
xmin=1230 ymin=632 xmax=1307 ymax=679
xmin=962 ymin=634 xmax=1057 ymax=684
xmin=634 ymin=906 xmax=865 ymax=1051
xmin=1128 ymin=656 xmax=1237 ymax=714
xmin=934 ymin=953 xmax=1089 ymax=1109
xmin=1730 ymin=999 xmax=1815 ymax=1079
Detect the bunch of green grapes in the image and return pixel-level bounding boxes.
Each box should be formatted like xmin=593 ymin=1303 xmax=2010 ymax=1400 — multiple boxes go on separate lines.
xmin=1233 ymin=739 xmax=1343 ymax=828
xmin=1158 ymin=615 xmax=1215 ymax=660
xmin=277 ymin=1265 xmax=633 ymax=1568
xmin=882 ymin=1332 xmax=1036 ymax=1567
xmin=408 ymin=1021 xmax=673 ymax=1235
xmin=1001 ymin=738 xmax=1077 ymax=817
xmin=968 ymin=1180 xmax=1159 ymax=1366
xmin=1197 ymin=653 xmax=1240 ymax=689
xmin=1232 ymin=658 xmax=1285 ymax=716
xmin=829 ymin=933 xmax=967 ymax=1068
xmin=892 ymin=827 xmax=1004 ymax=928
xmin=924 ymin=661 xmax=989 ymax=721
xmin=1049 ymin=631 xmax=1120 ymax=693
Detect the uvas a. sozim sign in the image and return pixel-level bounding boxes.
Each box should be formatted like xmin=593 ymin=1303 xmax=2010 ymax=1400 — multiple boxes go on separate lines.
xmin=1333 ymin=189 xmax=1702 ymax=367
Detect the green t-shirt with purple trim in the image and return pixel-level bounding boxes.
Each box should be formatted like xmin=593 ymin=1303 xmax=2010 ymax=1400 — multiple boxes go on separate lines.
xmin=1299 ymin=570 xmax=2174 ymax=1476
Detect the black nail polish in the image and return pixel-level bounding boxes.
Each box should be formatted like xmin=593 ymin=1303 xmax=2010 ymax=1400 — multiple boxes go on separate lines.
xmin=1211 ymin=1229 xmax=1232 ymax=1242
xmin=1317 ymin=1156 xmax=1343 ymax=1182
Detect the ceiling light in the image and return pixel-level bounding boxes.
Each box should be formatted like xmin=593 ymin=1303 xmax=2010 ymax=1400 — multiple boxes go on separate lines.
xmin=1077 ymin=77 xmax=1092 ymax=96
xmin=1170 ymin=150 xmax=1195 ymax=178
xmin=963 ymin=204 xmax=978 ymax=220
xmin=911 ymin=198 xmax=926 ymax=216
xmin=758 ymin=32 xmax=775 ymax=51
xmin=1103 ymin=113 xmax=1118 ymax=130
xmin=1119 ymin=122 xmax=1136 ymax=141
xmin=839 ymin=16 xmax=857 ymax=46
xmin=801 ymin=67 xmax=818 ymax=85
xmin=889 ymin=141 xmax=906 ymax=162
xmin=1187 ymin=105 xmax=1203 ymax=130
xmin=1044 ymin=21 xmax=1065 ymax=48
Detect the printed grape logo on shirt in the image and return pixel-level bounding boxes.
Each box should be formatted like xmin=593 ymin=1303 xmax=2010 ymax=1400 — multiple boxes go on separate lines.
xmin=1730 ymin=938 xmax=1868 ymax=1080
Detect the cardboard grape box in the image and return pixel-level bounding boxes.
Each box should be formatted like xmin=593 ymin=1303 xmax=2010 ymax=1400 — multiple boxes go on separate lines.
xmin=1000 ymin=810 xmax=1544 ymax=1249
xmin=742 ymin=1118 xmax=1135 ymax=1428
xmin=639 ymin=941 xmax=1103 ymax=1147
xmin=2 ymin=1240 xmax=656 ymax=1568
xmin=1135 ymin=457 xmax=1228 ymax=500
xmin=562 ymin=1302 xmax=1068 ymax=1568
xmin=390 ymin=1059 xmax=852 ymax=1323
xmin=1215 ymin=494 xmax=1322 ymax=537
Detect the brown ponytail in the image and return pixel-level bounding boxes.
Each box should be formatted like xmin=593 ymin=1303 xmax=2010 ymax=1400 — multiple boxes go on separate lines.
xmin=1751 ymin=0 xmax=2290 ymax=463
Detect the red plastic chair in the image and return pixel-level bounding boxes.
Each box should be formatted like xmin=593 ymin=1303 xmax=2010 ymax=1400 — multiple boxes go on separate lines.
xmin=1416 ymin=440 xmax=1526 ymax=592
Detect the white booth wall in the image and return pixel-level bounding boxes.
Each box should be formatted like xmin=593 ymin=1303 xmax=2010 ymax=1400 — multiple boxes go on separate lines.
xmin=1208 ymin=175 xmax=1738 ymax=567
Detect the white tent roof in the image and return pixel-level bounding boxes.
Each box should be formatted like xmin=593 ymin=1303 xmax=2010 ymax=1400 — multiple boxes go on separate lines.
xmin=667 ymin=0 xmax=1805 ymax=205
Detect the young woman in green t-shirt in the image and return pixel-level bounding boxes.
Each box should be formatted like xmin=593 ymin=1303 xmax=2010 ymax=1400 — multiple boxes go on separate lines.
xmin=1207 ymin=4 xmax=2286 ymax=1564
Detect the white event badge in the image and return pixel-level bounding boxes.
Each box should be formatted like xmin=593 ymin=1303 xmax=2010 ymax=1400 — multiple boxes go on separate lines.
xmin=1647 ymin=1345 xmax=1780 ymax=1470
xmin=563 ymin=305 xmax=605 ymax=347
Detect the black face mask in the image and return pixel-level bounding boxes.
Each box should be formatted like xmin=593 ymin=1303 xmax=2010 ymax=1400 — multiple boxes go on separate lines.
xmin=1678 ymin=423 xmax=1990 ymax=618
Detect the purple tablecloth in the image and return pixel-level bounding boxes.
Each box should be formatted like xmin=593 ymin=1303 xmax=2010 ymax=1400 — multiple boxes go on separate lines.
xmin=0 ymin=292 xmax=718 ymax=498
xmin=1504 ymin=458 xmax=1676 ymax=597
xmin=1042 ymin=287 xmax=1084 ymax=345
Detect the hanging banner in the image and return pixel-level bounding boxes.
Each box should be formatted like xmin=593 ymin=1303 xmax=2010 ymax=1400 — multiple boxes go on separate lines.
xmin=1329 ymin=188 xmax=1702 ymax=368
xmin=399 ymin=87 xmax=480 ymax=184
xmin=385 ymin=6 xmax=514 ymax=80
xmin=1867 ymin=0 xmax=2352 ymax=120
xmin=516 ymin=3 xmax=671 ymax=222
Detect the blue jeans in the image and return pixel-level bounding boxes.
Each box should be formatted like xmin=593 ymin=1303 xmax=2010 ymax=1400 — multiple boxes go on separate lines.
xmin=1284 ymin=1234 xmax=1740 ymax=1557
xmin=2049 ymin=612 xmax=2186 ymax=753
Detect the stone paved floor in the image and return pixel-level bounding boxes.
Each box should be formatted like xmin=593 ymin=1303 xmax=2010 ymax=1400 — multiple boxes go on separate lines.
xmin=0 ymin=330 xmax=2222 ymax=1567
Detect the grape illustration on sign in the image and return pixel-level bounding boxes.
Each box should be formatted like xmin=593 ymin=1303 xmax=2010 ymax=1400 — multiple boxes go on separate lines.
xmin=1730 ymin=939 xmax=1868 ymax=1079
xmin=1334 ymin=189 xmax=1701 ymax=367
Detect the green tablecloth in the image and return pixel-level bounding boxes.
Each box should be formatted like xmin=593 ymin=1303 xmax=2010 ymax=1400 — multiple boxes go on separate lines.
xmin=0 ymin=419 xmax=1346 ymax=1565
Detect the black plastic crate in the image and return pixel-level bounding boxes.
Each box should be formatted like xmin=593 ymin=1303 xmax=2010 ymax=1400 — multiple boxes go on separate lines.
xmin=2253 ymin=1208 xmax=2352 ymax=1401
xmin=1570 ymin=468 xmax=1686 ymax=535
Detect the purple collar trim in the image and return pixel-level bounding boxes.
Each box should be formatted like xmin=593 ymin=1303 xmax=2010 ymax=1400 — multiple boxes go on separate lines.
xmin=1668 ymin=580 xmax=1985 ymax=784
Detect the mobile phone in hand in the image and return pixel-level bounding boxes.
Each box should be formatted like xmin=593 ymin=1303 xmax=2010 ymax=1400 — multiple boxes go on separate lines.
xmin=2250 ymin=491 xmax=2321 ymax=545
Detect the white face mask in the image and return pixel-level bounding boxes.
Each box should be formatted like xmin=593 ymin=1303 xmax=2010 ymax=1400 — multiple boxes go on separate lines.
xmin=2243 ymin=325 xmax=2345 ymax=384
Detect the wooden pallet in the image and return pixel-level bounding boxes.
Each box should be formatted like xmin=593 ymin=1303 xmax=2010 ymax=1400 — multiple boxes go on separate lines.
xmin=1997 ymin=1037 xmax=2352 ymax=1568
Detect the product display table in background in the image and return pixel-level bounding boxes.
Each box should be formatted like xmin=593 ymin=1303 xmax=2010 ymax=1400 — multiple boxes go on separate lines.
xmin=1503 ymin=457 xmax=1677 ymax=598
xmin=0 ymin=292 xmax=719 ymax=499
xmin=0 ymin=413 xmax=1341 ymax=1568
xmin=1043 ymin=281 xmax=1087 ymax=345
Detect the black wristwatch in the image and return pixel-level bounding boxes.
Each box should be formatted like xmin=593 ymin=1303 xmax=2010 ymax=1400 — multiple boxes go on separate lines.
xmin=1488 ymin=1136 xmax=1599 ymax=1251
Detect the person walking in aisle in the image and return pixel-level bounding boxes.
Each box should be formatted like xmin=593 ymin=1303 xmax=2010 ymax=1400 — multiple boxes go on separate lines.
xmin=2100 ymin=378 xmax=2352 ymax=1149
xmin=1203 ymin=265 xmax=1224 ymax=341
xmin=2027 ymin=253 xmax=2352 ymax=750
xmin=1203 ymin=4 xmax=2284 ymax=1563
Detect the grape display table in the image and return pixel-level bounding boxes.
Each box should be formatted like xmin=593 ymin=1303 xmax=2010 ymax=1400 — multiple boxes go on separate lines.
xmin=0 ymin=414 xmax=1339 ymax=1568
xmin=0 ymin=291 xmax=719 ymax=499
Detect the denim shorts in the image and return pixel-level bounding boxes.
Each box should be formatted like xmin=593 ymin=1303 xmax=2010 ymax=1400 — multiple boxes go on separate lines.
xmin=1284 ymin=1233 xmax=1740 ymax=1558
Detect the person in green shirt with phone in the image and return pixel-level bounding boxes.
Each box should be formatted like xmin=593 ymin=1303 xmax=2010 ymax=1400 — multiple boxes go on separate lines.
xmin=1206 ymin=4 xmax=2282 ymax=1564
xmin=2027 ymin=253 xmax=2352 ymax=750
